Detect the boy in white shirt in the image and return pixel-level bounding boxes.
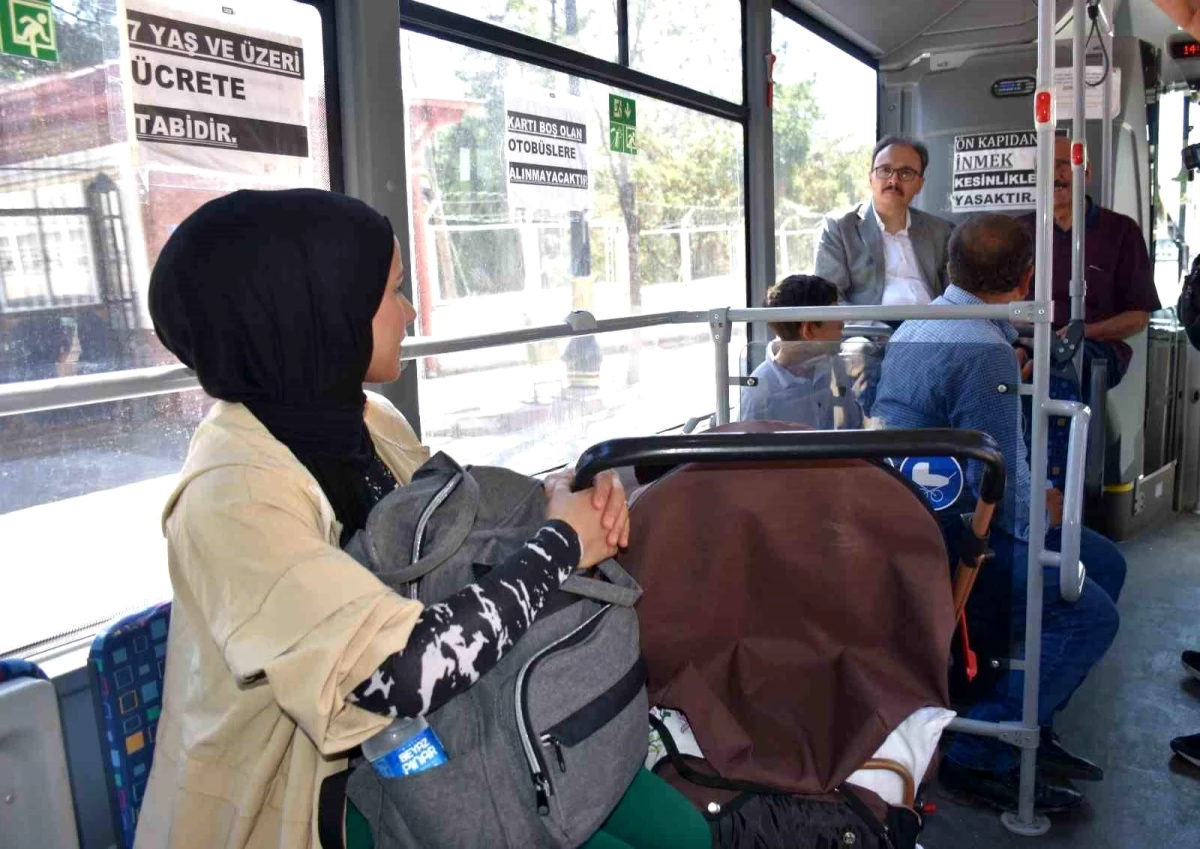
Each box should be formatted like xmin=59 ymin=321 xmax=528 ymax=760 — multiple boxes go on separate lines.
xmin=740 ymin=275 xmax=865 ymax=429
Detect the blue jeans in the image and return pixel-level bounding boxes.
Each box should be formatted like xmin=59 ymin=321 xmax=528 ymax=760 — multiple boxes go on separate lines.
xmin=945 ymin=525 xmax=1125 ymax=773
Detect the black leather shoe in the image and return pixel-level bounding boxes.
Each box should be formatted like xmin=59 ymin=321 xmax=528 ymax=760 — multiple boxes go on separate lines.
xmin=1171 ymin=732 xmax=1200 ymax=768
xmin=1038 ymin=729 xmax=1104 ymax=782
xmin=939 ymin=760 xmax=1084 ymax=814
xmin=1183 ymin=650 xmax=1200 ymax=680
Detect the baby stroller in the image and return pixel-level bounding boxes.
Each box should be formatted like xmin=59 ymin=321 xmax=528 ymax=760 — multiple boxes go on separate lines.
xmin=575 ymin=423 xmax=1005 ymax=849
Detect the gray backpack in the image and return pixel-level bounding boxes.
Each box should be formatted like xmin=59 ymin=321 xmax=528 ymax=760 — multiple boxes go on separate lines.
xmin=342 ymin=452 xmax=648 ymax=849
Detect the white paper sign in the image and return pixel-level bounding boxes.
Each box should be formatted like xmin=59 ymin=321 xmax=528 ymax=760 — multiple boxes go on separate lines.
xmin=1054 ymin=66 xmax=1121 ymax=120
xmin=504 ymin=92 xmax=591 ymax=211
xmin=125 ymin=2 xmax=309 ymax=179
xmin=950 ymin=130 xmax=1038 ymax=213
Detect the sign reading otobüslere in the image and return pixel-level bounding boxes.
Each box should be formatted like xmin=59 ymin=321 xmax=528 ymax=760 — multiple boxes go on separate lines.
xmin=504 ymin=91 xmax=591 ymax=211
xmin=125 ymin=2 xmax=310 ymax=179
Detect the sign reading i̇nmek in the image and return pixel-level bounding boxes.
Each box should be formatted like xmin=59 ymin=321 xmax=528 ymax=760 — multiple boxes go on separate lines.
xmin=950 ymin=130 xmax=1038 ymax=213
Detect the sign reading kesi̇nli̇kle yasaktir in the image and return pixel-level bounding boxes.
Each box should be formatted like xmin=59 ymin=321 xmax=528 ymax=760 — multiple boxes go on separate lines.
xmin=125 ymin=1 xmax=310 ymax=180
xmin=950 ymin=130 xmax=1037 ymax=213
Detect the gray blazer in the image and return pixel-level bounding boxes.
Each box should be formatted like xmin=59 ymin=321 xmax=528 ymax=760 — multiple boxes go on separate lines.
xmin=813 ymin=202 xmax=953 ymax=305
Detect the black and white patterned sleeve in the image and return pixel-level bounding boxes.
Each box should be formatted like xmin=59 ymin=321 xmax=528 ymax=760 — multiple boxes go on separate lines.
xmin=349 ymin=520 xmax=582 ymax=719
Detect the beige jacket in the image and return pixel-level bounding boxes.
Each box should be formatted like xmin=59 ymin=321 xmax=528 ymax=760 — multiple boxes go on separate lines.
xmin=134 ymin=393 xmax=430 ymax=849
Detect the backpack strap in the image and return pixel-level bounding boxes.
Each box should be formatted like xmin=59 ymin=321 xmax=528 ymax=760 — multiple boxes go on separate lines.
xmin=401 ymin=462 xmax=481 ymax=580
xmin=317 ymin=770 xmax=351 ymax=849
xmin=561 ymin=557 xmax=642 ymax=607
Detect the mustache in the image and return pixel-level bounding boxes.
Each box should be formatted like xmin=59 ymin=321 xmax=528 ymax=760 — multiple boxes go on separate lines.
xmin=1054 ymin=181 xmax=1070 ymax=189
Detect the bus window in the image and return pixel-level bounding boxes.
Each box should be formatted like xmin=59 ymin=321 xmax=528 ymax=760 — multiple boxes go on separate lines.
xmin=0 ymin=0 xmax=333 ymax=660
xmin=414 ymin=0 xmax=619 ymax=61
xmin=771 ymin=9 xmax=878 ymax=279
xmin=399 ymin=26 xmax=747 ymax=467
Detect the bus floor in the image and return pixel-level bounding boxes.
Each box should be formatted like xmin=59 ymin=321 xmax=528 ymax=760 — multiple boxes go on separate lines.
xmin=922 ymin=513 xmax=1200 ymax=848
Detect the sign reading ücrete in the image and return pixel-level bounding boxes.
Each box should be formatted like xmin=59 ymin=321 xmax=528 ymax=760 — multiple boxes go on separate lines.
xmin=950 ymin=130 xmax=1038 ymax=213
xmin=125 ymin=2 xmax=309 ymax=178
xmin=504 ymin=92 xmax=591 ymax=211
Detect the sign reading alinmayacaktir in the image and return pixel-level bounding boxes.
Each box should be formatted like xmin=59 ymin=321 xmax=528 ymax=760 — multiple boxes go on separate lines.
xmin=504 ymin=94 xmax=591 ymax=211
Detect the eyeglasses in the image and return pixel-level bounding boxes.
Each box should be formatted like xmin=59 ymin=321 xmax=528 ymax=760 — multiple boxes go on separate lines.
xmin=872 ymin=165 xmax=921 ymax=183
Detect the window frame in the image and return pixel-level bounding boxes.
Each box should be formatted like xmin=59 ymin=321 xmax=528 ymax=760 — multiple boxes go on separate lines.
xmin=771 ymin=0 xmax=881 ymax=76
xmin=298 ymin=0 xmax=346 ymax=192
xmin=398 ymin=0 xmax=747 ymax=123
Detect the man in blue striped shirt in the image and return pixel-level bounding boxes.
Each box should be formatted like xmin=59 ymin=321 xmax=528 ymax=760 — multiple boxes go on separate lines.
xmin=873 ymin=213 xmax=1126 ymax=815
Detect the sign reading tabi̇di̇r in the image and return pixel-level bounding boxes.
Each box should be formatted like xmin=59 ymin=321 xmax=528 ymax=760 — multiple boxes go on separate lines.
xmin=0 ymin=0 xmax=57 ymax=62
xmin=125 ymin=2 xmax=309 ymax=179
xmin=504 ymin=92 xmax=591 ymax=211
xmin=950 ymin=130 xmax=1037 ymax=213
xmin=609 ymin=94 xmax=637 ymax=155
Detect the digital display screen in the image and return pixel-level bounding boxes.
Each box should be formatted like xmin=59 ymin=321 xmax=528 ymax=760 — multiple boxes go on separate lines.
xmin=991 ymin=77 xmax=1036 ymax=98
xmin=1170 ymin=39 xmax=1200 ymax=60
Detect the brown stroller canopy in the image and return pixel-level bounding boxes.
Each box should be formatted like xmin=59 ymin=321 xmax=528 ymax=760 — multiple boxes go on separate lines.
xmin=618 ymin=426 xmax=956 ymax=797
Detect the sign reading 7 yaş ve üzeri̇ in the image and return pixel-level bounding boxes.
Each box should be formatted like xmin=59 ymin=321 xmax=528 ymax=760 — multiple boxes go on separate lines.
xmin=125 ymin=1 xmax=310 ymax=179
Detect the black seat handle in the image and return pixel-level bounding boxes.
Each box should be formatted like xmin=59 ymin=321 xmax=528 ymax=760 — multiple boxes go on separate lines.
xmin=573 ymin=428 xmax=1006 ymax=505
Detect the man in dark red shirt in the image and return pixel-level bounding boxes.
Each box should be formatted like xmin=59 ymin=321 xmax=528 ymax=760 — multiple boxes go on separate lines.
xmin=1021 ymin=136 xmax=1161 ymax=387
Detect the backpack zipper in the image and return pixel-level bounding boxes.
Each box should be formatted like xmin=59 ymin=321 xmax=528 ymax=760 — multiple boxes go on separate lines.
xmin=405 ymin=471 xmax=464 ymax=599
xmin=514 ymin=604 xmax=610 ymax=815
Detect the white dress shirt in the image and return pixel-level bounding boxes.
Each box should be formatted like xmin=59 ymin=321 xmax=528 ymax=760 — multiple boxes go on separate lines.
xmin=874 ymin=208 xmax=932 ymax=306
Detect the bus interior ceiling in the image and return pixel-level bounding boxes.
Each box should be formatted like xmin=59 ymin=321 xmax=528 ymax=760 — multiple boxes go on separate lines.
xmin=3 ymin=1 xmax=1200 ymax=848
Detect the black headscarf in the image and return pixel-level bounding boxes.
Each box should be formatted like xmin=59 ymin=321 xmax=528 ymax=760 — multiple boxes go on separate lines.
xmin=149 ymin=189 xmax=397 ymax=537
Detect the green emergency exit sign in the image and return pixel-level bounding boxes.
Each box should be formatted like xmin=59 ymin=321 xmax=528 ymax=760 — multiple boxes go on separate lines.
xmin=609 ymin=94 xmax=637 ymax=155
xmin=0 ymin=0 xmax=57 ymax=62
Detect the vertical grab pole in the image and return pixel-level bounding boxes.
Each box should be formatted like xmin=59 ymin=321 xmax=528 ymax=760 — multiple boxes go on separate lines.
xmin=711 ymin=308 xmax=732 ymax=425
xmin=1100 ymin=0 xmax=1115 ymax=209
xmin=1001 ymin=0 xmax=1056 ymax=836
xmin=1072 ymin=0 xmax=1088 ymax=379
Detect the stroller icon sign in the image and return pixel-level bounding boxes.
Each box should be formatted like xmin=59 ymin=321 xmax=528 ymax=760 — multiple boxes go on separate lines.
xmin=896 ymin=456 xmax=964 ymax=511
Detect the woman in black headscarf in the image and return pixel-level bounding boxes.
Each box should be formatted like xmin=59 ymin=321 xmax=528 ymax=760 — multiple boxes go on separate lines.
xmin=135 ymin=189 xmax=647 ymax=849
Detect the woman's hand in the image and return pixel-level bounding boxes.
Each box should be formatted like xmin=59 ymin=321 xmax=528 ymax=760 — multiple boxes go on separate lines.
xmin=545 ymin=471 xmax=630 ymax=570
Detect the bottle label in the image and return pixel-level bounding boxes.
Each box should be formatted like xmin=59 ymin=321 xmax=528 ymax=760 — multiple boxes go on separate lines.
xmin=370 ymin=725 xmax=449 ymax=779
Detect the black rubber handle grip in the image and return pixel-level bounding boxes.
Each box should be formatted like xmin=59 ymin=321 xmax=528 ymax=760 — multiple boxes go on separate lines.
xmin=573 ymin=428 xmax=1006 ymax=505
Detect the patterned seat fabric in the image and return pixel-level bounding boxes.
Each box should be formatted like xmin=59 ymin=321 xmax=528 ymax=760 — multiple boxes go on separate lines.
xmin=0 ymin=658 xmax=48 ymax=683
xmin=87 ymin=602 xmax=171 ymax=849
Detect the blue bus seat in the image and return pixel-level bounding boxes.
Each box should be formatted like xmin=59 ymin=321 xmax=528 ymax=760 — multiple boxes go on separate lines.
xmin=87 ymin=602 xmax=171 ymax=849
xmin=0 ymin=657 xmax=49 ymax=682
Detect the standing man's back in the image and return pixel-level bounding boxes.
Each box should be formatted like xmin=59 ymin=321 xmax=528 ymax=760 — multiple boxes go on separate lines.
xmin=815 ymin=136 xmax=954 ymax=306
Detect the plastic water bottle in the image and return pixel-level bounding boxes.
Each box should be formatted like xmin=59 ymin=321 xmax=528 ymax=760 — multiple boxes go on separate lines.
xmin=361 ymin=715 xmax=449 ymax=779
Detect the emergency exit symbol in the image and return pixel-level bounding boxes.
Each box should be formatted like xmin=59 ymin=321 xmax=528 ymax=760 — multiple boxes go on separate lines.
xmin=609 ymin=94 xmax=637 ymax=155
xmin=0 ymin=0 xmax=57 ymax=62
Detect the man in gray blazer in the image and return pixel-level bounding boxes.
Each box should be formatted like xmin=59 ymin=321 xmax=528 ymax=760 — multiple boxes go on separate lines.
xmin=815 ymin=136 xmax=953 ymax=306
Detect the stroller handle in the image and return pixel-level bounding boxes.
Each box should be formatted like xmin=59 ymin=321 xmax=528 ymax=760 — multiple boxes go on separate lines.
xmin=573 ymin=428 xmax=1006 ymax=505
